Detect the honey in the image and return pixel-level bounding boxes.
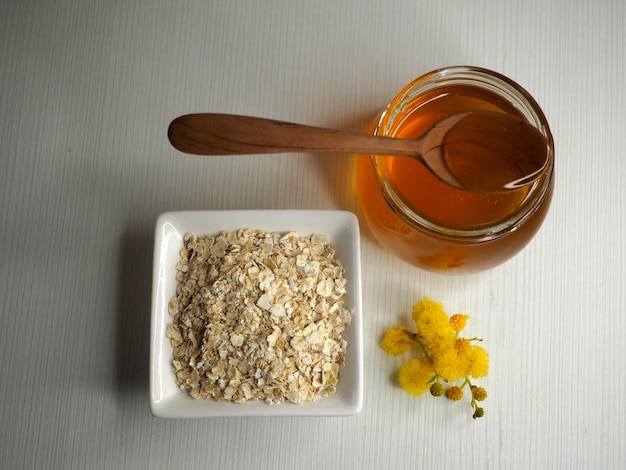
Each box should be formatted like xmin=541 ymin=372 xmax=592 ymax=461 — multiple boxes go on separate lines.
xmin=357 ymin=67 xmax=554 ymax=273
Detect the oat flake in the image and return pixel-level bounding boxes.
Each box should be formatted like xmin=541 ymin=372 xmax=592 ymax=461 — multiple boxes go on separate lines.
xmin=166 ymin=229 xmax=352 ymax=404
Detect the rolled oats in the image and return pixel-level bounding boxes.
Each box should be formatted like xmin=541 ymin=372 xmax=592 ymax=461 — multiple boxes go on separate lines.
xmin=166 ymin=229 xmax=352 ymax=404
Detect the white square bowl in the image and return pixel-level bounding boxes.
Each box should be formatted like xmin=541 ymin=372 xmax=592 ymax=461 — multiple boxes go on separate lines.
xmin=150 ymin=210 xmax=363 ymax=418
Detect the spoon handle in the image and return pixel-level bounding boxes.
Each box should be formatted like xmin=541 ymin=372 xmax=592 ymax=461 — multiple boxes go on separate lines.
xmin=167 ymin=113 xmax=420 ymax=156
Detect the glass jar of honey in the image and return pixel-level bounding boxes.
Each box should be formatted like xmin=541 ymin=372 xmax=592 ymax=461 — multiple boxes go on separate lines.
xmin=357 ymin=66 xmax=554 ymax=273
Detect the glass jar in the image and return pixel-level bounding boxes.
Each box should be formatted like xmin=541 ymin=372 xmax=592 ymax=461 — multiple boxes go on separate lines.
xmin=356 ymin=66 xmax=554 ymax=273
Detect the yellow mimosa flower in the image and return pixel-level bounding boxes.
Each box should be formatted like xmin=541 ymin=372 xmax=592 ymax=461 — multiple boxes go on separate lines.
xmin=398 ymin=358 xmax=435 ymax=396
xmin=380 ymin=327 xmax=413 ymax=356
xmin=381 ymin=297 xmax=489 ymax=418
xmin=467 ymin=345 xmax=490 ymax=379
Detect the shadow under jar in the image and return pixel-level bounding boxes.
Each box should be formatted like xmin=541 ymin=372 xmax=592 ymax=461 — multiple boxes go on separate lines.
xmin=357 ymin=66 xmax=555 ymax=274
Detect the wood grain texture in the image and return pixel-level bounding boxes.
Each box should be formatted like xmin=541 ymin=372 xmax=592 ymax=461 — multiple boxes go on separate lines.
xmin=1 ymin=0 xmax=625 ymax=468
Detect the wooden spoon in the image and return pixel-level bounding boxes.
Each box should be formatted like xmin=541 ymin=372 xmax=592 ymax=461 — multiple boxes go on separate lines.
xmin=167 ymin=111 xmax=549 ymax=193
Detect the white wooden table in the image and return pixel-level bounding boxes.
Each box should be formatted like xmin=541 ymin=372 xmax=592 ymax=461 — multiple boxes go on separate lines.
xmin=2 ymin=0 xmax=624 ymax=468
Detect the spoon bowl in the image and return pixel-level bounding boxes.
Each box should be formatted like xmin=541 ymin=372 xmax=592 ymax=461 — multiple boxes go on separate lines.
xmin=167 ymin=111 xmax=549 ymax=193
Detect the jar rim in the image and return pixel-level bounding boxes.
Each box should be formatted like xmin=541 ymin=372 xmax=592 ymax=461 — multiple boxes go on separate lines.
xmin=371 ymin=66 xmax=555 ymax=243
